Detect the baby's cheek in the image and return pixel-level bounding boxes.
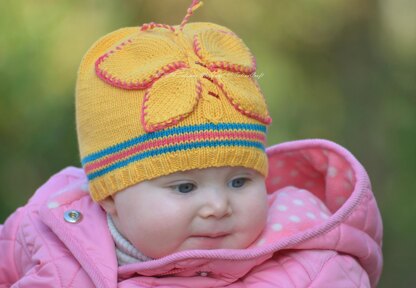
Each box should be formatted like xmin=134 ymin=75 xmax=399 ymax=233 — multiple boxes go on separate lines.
xmin=236 ymin=194 xmax=268 ymax=241
xmin=256 ymin=202 xmax=269 ymax=232
xmin=249 ymin=193 xmax=269 ymax=232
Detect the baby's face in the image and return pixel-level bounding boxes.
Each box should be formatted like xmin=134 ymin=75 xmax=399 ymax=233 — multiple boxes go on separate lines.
xmin=102 ymin=166 xmax=268 ymax=259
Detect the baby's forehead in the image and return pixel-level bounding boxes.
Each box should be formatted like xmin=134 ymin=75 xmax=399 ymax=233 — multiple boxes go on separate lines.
xmin=157 ymin=166 xmax=259 ymax=179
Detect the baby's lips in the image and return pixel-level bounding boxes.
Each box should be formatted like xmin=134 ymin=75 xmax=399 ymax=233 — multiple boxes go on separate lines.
xmin=192 ymin=232 xmax=230 ymax=238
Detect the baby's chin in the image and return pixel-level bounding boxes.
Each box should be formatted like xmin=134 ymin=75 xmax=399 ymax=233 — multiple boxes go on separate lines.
xmin=174 ymin=233 xmax=257 ymax=254
xmin=140 ymin=232 xmax=263 ymax=259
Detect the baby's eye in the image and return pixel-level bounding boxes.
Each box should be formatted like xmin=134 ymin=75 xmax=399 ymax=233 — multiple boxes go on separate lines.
xmin=174 ymin=183 xmax=196 ymax=193
xmin=229 ymin=177 xmax=248 ymax=188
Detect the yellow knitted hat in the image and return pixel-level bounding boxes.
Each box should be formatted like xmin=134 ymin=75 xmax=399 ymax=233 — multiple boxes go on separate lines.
xmin=76 ymin=0 xmax=272 ymax=201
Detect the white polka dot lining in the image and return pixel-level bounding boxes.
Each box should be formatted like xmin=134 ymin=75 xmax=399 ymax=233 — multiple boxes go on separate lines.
xmin=257 ymin=238 xmax=266 ymax=246
xmin=257 ymin=186 xmax=334 ymax=247
xmin=271 ymin=177 xmax=281 ymax=185
xmin=306 ymin=212 xmax=316 ymax=219
xmin=272 ymin=223 xmax=283 ymax=231
xmin=328 ymin=166 xmax=338 ymax=177
xmin=290 ymin=170 xmax=299 ymax=177
xmin=276 ymin=160 xmax=285 ymax=168
xmin=277 ymin=205 xmax=288 ymax=211
xmin=289 ymin=215 xmax=301 ymax=223
xmin=293 ymin=199 xmax=304 ymax=206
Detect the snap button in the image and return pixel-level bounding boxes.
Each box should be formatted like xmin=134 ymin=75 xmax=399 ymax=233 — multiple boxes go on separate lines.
xmin=64 ymin=210 xmax=83 ymax=223
xmin=199 ymin=271 xmax=209 ymax=277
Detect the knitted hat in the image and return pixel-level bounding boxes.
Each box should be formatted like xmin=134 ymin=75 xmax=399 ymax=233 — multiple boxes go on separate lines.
xmin=76 ymin=0 xmax=272 ymax=201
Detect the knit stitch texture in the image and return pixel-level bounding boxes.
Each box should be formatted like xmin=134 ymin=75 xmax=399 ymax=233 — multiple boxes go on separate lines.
xmin=76 ymin=22 xmax=271 ymax=201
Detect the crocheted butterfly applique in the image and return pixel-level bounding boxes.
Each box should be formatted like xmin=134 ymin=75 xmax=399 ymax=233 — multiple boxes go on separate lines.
xmin=95 ymin=28 xmax=271 ymax=132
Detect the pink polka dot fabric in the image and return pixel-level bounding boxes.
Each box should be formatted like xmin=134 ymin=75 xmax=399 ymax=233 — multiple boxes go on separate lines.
xmin=265 ymin=147 xmax=356 ymax=213
xmin=251 ymin=144 xmax=358 ymax=247
xmin=253 ymin=187 xmax=331 ymax=246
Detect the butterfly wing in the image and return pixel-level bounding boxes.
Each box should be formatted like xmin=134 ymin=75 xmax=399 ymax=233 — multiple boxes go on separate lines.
xmin=193 ymin=29 xmax=256 ymax=74
xmin=213 ymin=70 xmax=271 ymax=125
xmin=96 ymin=31 xmax=188 ymax=90
xmin=142 ymin=69 xmax=202 ymax=132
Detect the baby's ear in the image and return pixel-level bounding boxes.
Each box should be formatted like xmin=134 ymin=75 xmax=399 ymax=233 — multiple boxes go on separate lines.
xmin=98 ymin=196 xmax=117 ymax=215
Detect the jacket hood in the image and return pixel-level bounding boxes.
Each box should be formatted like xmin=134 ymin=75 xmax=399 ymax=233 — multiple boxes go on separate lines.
xmin=38 ymin=139 xmax=383 ymax=287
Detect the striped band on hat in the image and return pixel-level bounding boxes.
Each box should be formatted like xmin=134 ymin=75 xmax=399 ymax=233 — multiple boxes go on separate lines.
xmin=82 ymin=122 xmax=267 ymax=182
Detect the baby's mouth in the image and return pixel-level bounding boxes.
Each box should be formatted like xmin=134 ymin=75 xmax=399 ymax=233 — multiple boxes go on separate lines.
xmin=192 ymin=232 xmax=229 ymax=238
xmin=187 ymin=232 xmax=232 ymax=250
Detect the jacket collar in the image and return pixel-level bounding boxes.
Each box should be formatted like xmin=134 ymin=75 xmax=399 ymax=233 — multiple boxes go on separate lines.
xmin=39 ymin=179 xmax=118 ymax=288
xmin=38 ymin=139 xmax=380 ymax=285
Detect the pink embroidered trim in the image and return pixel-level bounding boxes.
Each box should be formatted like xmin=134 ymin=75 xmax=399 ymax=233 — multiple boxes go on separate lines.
xmin=193 ymin=34 xmax=203 ymax=60
xmin=196 ymin=78 xmax=203 ymax=95
xmin=140 ymin=22 xmax=175 ymax=32
xmin=208 ymin=61 xmax=255 ymax=74
xmin=180 ymin=0 xmax=202 ymax=30
xmin=212 ymin=77 xmax=272 ymax=125
xmin=95 ymin=37 xmax=188 ymax=90
xmin=193 ymin=32 xmax=236 ymax=60
xmin=141 ymin=79 xmax=203 ymax=133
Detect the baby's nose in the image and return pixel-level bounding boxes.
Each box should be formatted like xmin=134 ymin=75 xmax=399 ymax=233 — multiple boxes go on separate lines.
xmin=199 ymin=189 xmax=232 ymax=219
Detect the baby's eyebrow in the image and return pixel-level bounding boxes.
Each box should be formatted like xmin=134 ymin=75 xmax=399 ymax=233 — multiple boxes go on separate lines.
xmin=156 ymin=171 xmax=195 ymax=181
xmin=156 ymin=167 xmax=259 ymax=183
xmin=228 ymin=167 xmax=257 ymax=174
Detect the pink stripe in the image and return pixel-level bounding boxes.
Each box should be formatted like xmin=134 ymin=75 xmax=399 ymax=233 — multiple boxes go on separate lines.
xmin=84 ymin=131 xmax=266 ymax=174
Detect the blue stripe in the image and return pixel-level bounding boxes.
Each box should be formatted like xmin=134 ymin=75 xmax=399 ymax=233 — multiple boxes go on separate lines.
xmin=82 ymin=123 xmax=266 ymax=165
xmin=86 ymin=139 xmax=265 ymax=181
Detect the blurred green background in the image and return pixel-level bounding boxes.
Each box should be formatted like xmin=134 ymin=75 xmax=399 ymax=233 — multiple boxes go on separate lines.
xmin=0 ymin=0 xmax=415 ymax=286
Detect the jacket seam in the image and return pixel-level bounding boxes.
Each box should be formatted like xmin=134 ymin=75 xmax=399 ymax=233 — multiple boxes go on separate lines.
xmin=42 ymin=202 xmax=114 ymax=287
xmin=67 ymin=265 xmax=82 ymax=288
xmin=24 ymin=209 xmax=65 ymax=287
xmin=292 ymin=250 xmax=337 ymax=282
xmin=309 ymin=253 xmax=360 ymax=288
xmin=308 ymin=253 xmax=338 ymax=287
xmin=17 ymin=217 xmax=33 ymax=274
xmin=4 ymin=208 xmax=26 ymax=280
xmin=334 ymin=255 xmax=361 ymax=287
xmin=279 ymin=256 xmax=299 ymax=287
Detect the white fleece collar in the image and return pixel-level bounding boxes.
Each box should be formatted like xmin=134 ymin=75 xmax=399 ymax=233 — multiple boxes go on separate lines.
xmin=106 ymin=213 xmax=153 ymax=266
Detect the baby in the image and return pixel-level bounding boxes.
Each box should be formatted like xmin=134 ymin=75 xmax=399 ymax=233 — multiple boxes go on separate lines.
xmin=103 ymin=166 xmax=268 ymax=261
xmin=0 ymin=1 xmax=383 ymax=287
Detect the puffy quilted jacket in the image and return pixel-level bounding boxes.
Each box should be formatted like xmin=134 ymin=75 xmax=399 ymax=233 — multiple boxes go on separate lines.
xmin=0 ymin=139 xmax=383 ymax=287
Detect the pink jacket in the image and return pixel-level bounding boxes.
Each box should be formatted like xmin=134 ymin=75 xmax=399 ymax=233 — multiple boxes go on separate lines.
xmin=0 ymin=139 xmax=383 ymax=287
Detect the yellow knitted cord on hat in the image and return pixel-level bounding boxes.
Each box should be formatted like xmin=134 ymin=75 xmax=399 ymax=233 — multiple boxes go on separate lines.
xmin=76 ymin=0 xmax=272 ymax=201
